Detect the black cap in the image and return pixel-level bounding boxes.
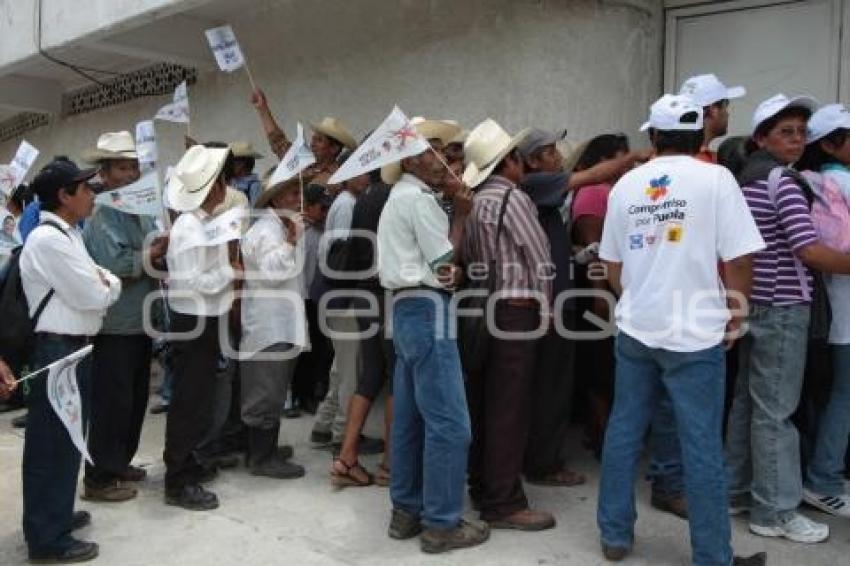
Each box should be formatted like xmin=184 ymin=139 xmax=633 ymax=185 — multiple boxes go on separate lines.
xmin=30 ymin=159 xmax=98 ymax=201
xmin=303 ymin=183 xmax=334 ymax=207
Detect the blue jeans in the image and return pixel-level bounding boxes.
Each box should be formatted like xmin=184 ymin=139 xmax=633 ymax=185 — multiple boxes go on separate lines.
xmin=23 ymin=335 xmax=92 ymax=555
xmin=647 ymin=393 xmax=684 ymax=497
xmin=598 ymin=333 xmax=731 ymax=566
xmin=726 ymin=304 xmax=810 ymax=526
xmin=390 ymin=293 xmax=472 ymax=529
xmin=806 ymin=344 xmax=850 ymax=496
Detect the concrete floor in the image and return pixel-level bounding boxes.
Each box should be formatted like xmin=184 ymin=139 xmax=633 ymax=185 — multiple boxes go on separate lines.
xmin=1 ymin=400 xmax=850 ymax=565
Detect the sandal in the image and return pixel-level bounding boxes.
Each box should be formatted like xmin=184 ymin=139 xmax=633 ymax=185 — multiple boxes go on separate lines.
xmin=526 ymin=468 xmax=586 ymax=487
xmin=375 ymin=463 xmax=391 ymax=487
xmin=331 ymin=458 xmax=374 ymax=488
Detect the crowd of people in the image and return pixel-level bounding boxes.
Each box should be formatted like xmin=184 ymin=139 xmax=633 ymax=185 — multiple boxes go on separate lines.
xmin=1 ymin=71 xmax=850 ymax=565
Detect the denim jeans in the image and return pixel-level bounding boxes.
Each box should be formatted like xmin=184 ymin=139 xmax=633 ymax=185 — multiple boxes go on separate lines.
xmin=726 ymin=304 xmax=810 ymax=526
xmin=805 ymin=344 xmax=850 ymax=496
xmin=598 ymin=333 xmax=731 ymax=566
xmin=647 ymin=392 xmax=684 ymax=497
xmin=23 ymin=334 xmax=92 ymax=555
xmin=390 ymin=292 xmax=472 ymax=530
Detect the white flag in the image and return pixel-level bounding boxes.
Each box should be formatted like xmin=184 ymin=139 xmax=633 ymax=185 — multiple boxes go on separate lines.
xmin=9 ymin=140 xmax=39 ymax=187
xmin=46 ymin=345 xmax=94 ymax=464
xmin=268 ymin=123 xmax=316 ymax=187
xmin=95 ymin=171 xmax=162 ymax=216
xmin=155 ymin=81 xmax=190 ymax=124
xmin=329 ymin=106 xmax=428 ymax=184
xmin=135 ymin=120 xmax=157 ymax=169
xmin=171 ymin=206 xmax=246 ymax=254
xmin=205 ymin=25 xmax=245 ymax=72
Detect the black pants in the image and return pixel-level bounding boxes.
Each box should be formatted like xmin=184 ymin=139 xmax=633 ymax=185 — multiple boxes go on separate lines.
xmin=292 ymin=299 xmax=333 ymax=404
xmin=163 ymin=311 xmax=220 ymax=491
xmin=467 ymin=303 xmax=540 ymax=520
xmin=524 ymin=314 xmax=577 ymax=478
xmin=23 ymin=334 xmax=91 ymax=554
xmin=85 ymin=334 xmax=152 ymax=486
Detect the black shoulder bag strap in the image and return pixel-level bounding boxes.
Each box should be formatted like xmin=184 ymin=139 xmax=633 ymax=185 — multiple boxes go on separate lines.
xmin=31 ymin=220 xmax=71 ymax=324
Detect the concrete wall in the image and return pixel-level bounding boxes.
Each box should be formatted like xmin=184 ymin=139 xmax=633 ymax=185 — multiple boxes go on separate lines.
xmin=0 ymin=0 xmax=662 ymax=177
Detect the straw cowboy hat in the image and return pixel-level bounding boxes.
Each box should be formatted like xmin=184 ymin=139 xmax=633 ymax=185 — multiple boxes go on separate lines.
xmin=82 ymin=131 xmax=139 ymax=163
xmin=462 ymin=119 xmax=530 ymax=188
xmin=229 ymin=141 xmax=264 ymax=160
xmin=166 ymin=145 xmax=230 ymax=212
xmin=254 ymin=173 xmax=301 ymax=209
xmin=380 ymin=118 xmax=462 ymax=185
xmin=310 ymin=117 xmax=358 ymax=150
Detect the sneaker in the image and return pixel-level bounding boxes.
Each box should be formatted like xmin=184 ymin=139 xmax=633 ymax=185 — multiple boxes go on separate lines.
xmin=388 ymin=508 xmax=422 ymax=540
xmin=803 ymin=488 xmax=850 ymax=518
xmin=749 ymin=512 xmax=829 ymax=543
xmin=420 ymin=518 xmax=490 ymax=554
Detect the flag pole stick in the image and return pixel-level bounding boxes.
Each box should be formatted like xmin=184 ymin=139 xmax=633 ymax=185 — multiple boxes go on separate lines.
xmin=244 ymin=63 xmax=258 ymax=92
xmin=299 ymin=169 xmax=304 ymax=212
xmin=13 ymin=365 xmax=50 ymax=385
xmin=429 ymin=146 xmax=462 ymax=184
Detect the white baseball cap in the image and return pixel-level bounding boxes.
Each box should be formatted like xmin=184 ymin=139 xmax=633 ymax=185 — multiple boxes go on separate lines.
xmin=752 ymin=94 xmax=819 ymax=133
xmin=806 ymin=103 xmax=850 ymax=143
xmin=640 ymin=94 xmax=704 ymax=132
xmin=679 ymin=74 xmax=746 ymax=107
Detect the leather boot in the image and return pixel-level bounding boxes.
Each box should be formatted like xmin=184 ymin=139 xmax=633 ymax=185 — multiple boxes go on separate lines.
xmin=247 ymin=425 xmax=305 ymax=480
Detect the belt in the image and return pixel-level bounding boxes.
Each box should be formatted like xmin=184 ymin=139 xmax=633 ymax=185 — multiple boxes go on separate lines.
xmin=35 ymin=332 xmax=93 ymax=344
xmin=391 ymin=285 xmax=450 ymax=297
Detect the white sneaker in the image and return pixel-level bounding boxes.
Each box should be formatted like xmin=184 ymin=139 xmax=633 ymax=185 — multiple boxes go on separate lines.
xmin=749 ymin=512 xmax=829 ymax=543
xmin=803 ymin=488 xmax=850 ymax=518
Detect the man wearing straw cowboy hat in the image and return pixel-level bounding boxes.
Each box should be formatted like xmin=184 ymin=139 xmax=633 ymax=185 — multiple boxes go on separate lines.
xmin=462 ymin=119 xmax=557 ymax=532
xmin=163 ymin=145 xmax=236 ymax=511
xmin=229 ymin=141 xmax=264 ymax=205
xmin=377 ymin=120 xmax=489 ymax=553
xmin=20 ymin=158 xmax=122 ymax=563
xmin=250 ymin=88 xmax=356 ymax=184
xmin=81 ymin=131 xmax=169 ymax=503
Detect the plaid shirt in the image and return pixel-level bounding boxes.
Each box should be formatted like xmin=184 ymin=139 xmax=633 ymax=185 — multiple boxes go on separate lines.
xmin=463 ymin=175 xmax=553 ymax=305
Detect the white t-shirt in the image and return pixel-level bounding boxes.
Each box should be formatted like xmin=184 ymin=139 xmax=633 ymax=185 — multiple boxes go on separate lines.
xmin=599 ymin=155 xmax=765 ymax=352
xmin=822 ymin=164 xmax=850 ymax=344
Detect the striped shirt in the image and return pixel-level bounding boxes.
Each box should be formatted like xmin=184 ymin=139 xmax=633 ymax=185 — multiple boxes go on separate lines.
xmin=742 ymin=176 xmax=818 ymax=305
xmin=463 ymin=175 xmax=553 ymax=305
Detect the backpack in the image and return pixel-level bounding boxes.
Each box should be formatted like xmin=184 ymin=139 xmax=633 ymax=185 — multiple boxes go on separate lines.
xmin=0 ymin=221 xmax=68 ymax=363
xmin=799 ymin=170 xmax=850 ymax=253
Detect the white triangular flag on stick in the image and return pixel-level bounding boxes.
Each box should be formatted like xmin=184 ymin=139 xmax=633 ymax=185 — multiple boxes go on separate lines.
xmin=268 ymin=123 xmax=316 ymax=187
xmin=46 ymin=345 xmax=94 ymax=464
xmin=205 ymin=25 xmax=246 ymax=72
xmin=155 ymin=81 xmax=190 ymax=124
xmin=9 ymin=140 xmax=39 ymax=187
xmin=95 ymin=171 xmax=162 ymax=216
xmin=329 ymin=107 xmax=428 ymax=184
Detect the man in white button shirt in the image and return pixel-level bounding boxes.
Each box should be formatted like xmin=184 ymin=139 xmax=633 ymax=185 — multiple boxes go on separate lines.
xmin=163 ymin=145 xmax=235 ymax=511
xmin=20 ymin=158 xmax=122 ymax=563
xmin=377 ymin=144 xmax=490 ymax=553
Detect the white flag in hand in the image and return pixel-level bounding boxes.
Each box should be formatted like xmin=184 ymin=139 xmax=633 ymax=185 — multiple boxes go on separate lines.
xmin=269 ymin=123 xmax=316 ymax=187
xmin=171 ymin=206 xmax=246 ymax=254
xmin=329 ymin=107 xmax=428 ymax=184
xmin=155 ymin=81 xmax=190 ymax=124
xmin=135 ymin=120 xmax=158 ymax=169
xmin=46 ymin=345 xmax=94 ymax=464
xmin=9 ymin=140 xmax=39 ymax=187
xmin=205 ymin=25 xmax=245 ymax=72
xmin=95 ymin=171 xmax=162 ymax=217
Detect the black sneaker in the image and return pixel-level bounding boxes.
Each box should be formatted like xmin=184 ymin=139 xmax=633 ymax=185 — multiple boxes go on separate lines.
xmin=388 ymin=508 xmax=422 ymax=540
xmin=420 ymin=519 xmax=490 ymax=554
xmin=29 ymin=539 xmax=99 ymax=563
xmin=165 ymin=484 xmax=219 ymax=511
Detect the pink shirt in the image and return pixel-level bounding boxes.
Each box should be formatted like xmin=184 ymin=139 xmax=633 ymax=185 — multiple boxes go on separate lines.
xmin=572 ymin=183 xmax=612 ymax=221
